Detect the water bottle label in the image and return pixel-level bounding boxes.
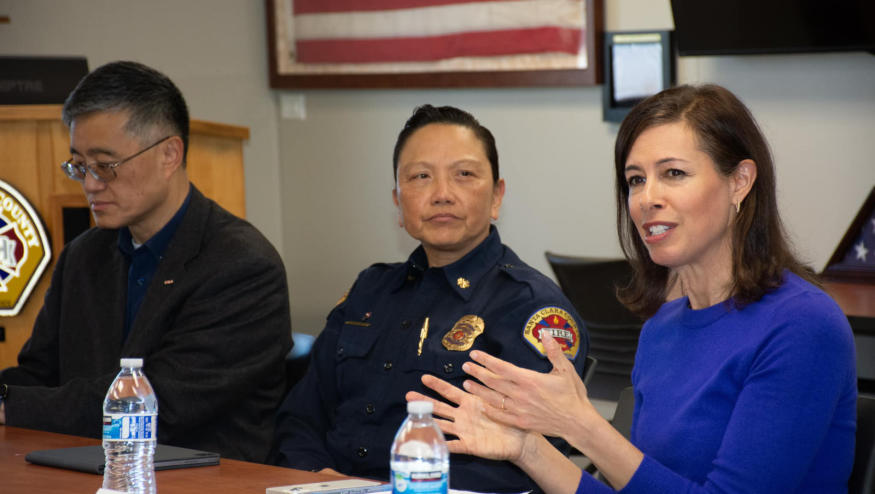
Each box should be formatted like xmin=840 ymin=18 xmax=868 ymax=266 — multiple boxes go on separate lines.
xmin=102 ymin=413 xmax=157 ymax=441
xmin=391 ymin=469 xmax=448 ymax=494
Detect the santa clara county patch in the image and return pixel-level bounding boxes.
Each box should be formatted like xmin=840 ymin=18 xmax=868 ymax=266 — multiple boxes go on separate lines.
xmin=523 ymin=306 xmax=580 ymax=360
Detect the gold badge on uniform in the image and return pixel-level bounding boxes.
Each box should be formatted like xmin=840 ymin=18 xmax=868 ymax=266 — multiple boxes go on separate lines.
xmin=523 ymin=307 xmax=581 ymax=359
xmin=456 ymin=277 xmax=470 ymax=289
xmin=442 ymin=314 xmax=485 ymax=351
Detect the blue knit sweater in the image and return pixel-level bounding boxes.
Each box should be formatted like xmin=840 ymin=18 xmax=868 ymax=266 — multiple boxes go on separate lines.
xmin=576 ymin=272 xmax=857 ymax=493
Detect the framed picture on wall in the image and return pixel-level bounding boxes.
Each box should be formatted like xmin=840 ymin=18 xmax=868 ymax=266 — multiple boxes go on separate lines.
xmin=602 ymin=30 xmax=674 ymax=122
xmin=265 ymin=0 xmax=603 ymax=89
xmin=822 ymin=185 xmax=875 ymax=283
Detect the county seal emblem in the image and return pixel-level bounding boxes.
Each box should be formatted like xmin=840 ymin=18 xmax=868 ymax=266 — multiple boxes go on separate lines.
xmin=523 ymin=306 xmax=581 ymax=360
xmin=0 ymin=179 xmax=51 ymax=316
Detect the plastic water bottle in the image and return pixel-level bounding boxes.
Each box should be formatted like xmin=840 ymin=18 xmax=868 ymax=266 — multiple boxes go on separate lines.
xmin=390 ymin=401 xmax=449 ymax=494
xmin=102 ymin=358 xmax=158 ymax=494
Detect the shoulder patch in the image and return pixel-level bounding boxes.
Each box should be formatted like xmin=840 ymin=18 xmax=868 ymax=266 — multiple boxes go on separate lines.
xmin=523 ymin=306 xmax=581 ymax=360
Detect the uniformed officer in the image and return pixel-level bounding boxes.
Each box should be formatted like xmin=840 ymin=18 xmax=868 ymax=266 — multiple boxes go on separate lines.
xmin=274 ymin=105 xmax=589 ymax=493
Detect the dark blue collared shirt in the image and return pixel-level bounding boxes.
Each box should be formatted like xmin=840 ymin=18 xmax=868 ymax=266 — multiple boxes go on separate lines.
xmin=118 ymin=188 xmax=192 ymax=341
xmin=275 ymin=226 xmax=590 ymax=493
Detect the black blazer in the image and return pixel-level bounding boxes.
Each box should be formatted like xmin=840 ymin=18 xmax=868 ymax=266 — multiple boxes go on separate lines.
xmin=1 ymin=186 xmax=292 ymax=462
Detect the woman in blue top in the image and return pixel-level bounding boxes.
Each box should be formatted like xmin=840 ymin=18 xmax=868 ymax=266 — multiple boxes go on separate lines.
xmin=407 ymin=84 xmax=857 ymax=493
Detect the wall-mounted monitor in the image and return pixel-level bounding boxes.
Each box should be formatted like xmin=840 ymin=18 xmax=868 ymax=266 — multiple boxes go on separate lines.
xmin=602 ymin=31 xmax=674 ymax=123
xmin=671 ymin=0 xmax=875 ymax=56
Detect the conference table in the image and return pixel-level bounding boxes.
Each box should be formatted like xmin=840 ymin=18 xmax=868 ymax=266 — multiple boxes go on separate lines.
xmin=0 ymin=426 xmax=340 ymax=493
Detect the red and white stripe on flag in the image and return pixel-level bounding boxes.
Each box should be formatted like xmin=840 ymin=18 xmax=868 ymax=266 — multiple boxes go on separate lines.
xmin=292 ymin=0 xmax=585 ymax=64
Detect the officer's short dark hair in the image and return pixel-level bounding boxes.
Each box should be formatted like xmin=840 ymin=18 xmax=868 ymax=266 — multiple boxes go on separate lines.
xmin=62 ymin=60 xmax=190 ymax=165
xmin=393 ymin=105 xmax=499 ymax=184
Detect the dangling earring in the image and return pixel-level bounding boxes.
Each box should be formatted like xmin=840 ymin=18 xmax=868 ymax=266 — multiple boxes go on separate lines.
xmin=735 ymin=202 xmax=741 ymax=214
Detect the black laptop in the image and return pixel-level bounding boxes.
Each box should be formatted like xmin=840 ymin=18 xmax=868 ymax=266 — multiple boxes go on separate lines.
xmin=25 ymin=444 xmax=220 ymax=474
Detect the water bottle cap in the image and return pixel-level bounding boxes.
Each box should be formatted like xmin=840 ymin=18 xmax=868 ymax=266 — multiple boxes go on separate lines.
xmin=120 ymin=358 xmax=143 ymax=368
xmin=407 ymin=400 xmax=433 ymax=415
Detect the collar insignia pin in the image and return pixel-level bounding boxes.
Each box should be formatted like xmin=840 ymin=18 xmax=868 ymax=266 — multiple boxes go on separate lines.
xmin=456 ymin=277 xmax=470 ymax=289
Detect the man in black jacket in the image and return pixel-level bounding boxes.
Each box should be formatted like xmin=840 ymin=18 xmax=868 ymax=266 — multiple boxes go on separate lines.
xmin=0 ymin=61 xmax=292 ymax=463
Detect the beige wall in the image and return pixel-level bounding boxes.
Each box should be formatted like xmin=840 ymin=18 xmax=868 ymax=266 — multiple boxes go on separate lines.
xmin=2 ymin=1 xmax=874 ymax=337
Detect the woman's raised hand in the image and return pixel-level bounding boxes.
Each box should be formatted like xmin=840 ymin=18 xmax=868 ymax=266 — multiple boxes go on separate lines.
xmin=405 ymin=374 xmax=531 ymax=462
xmin=461 ymin=333 xmax=596 ymax=438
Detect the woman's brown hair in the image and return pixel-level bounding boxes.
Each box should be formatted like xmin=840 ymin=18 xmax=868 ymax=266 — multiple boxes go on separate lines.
xmin=614 ymin=84 xmax=817 ymax=318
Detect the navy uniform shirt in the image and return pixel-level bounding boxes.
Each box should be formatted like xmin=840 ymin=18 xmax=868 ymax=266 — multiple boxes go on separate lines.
xmin=275 ymin=227 xmax=588 ymax=493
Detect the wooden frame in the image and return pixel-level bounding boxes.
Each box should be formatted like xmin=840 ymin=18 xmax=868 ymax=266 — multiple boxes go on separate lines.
xmin=823 ymin=185 xmax=875 ymax=283
xmin=265 ymin=0 xmax=603 ymax=89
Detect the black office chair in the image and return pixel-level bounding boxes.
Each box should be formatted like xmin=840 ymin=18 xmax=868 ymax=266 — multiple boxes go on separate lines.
xmin=583 ymin=385 xmax=636 ymax=477
xmin=848 ymin=316 xmax=875 ymax=395
xmin=582 ymin=356 xmax=598 ymax=386
xmin=850 ymin=394 xmax=875 ymax=494
xmin=545 ymin=253 xmax=643 ymax=401
xmin=284 ymin=333 xmax=315 ymax=393
xmin=610 ymin=385 xmax=635 ymax=441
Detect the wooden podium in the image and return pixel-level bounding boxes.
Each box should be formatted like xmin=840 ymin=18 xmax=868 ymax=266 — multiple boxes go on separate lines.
xmin=0 ymin=105 xmax=249 ymax=369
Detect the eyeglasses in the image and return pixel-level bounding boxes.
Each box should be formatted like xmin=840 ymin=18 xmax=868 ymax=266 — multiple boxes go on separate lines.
xmin=60 ymin=135 xmax=173 ymax=183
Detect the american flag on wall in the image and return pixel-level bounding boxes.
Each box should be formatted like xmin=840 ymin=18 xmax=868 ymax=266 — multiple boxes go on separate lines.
xmin=274 ymin=0 xmax=589 ymax=74
xmin=292 ymin=0 xmax=584 ymax=64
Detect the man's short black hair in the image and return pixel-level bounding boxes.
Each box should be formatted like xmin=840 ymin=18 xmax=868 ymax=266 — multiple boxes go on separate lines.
xmin=62 ymin=60 xmax=190 ymax=164
xmin=393 ymin=105 xmax=499 ymax=183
